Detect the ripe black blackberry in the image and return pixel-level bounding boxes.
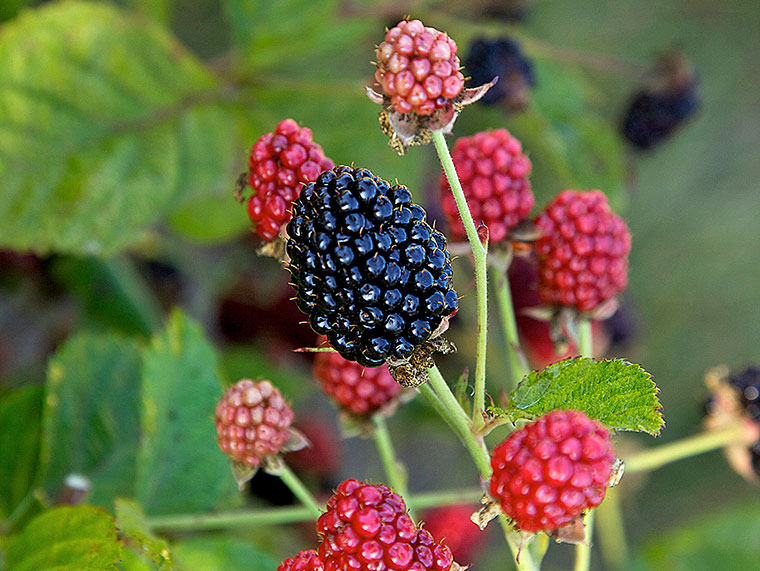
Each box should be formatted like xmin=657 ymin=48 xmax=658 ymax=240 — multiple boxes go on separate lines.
xmin=465 ymin=37 xmax=535 ymax=111
xmin=286 ymin=166 xmax=458 ymax=378
xmin=621 ymin=50 xmax=700 ymax=150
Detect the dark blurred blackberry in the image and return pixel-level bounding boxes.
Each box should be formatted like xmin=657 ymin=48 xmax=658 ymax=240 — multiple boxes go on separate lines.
xmin=728 ymin=366 xmax=760 ymax=423
xmin=465 ymin=37 xmax=535 ymax=111
xmin=621 ymin=50 xmax=700 ymax=150
xmin=751 ymin=441 xmax=760 ymax=477
xmin=286 ymin=166 xmax=458 ymax=369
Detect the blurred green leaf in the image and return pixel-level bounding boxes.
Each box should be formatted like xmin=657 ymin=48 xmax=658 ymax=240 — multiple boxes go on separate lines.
xmin=633 ymin=500 xmax=760 ymax=571
xmin=115 ymin=498 xmax=173 ymax=570
xmin=136 ymin=310 xmax=233 ymax=514
xmin=41 ymin=332 xmax=143 ymax=508
xmin=0 ymin=1 xmax=236 ymax=255
xmin=0 ymin=386 xmax=42 ymax=522
xmin=168 ymin=194 xmax=250 ymax=244
xmin=172 ymin=537 xmax=279 ymax=571
xmin=0 ymin=0 xmax=29 ymax=22
xmin=508 ymin=357 xmax=664 ymax=435
xmin=5 ymin=505 xmax=122 ymax=571
xmin=126 ymin=0 xmax=171 ymax=25
xmin=51 ymin=255 xmax=163 ymax=337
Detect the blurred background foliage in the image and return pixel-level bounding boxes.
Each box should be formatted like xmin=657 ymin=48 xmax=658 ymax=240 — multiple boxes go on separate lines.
xmin=0 ymin=0 xmax=758 ymax=569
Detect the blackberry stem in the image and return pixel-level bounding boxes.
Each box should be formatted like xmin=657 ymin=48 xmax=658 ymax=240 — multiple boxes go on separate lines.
xmin=624 ymin=424 xmax=746 ymax=473
xmin=431 ymin=130 xmax=490 ymax=429
xmin=574 ymin=318 xmax=595 ymax=571
xmin=422 ymin=366 xmax=539 ymax=571
xmin=144 ymin=487 xmax=486 ymax=532
xmin=490 ymin=263 xmax=531 ymax=387
xmin=371 ymin=413 xmax=413 ymax=516
xmin=277 ymin=463 xmax=322 ymax=519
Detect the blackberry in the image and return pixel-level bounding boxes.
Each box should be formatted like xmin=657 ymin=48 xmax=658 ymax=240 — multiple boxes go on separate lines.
xmin=286 ymin=166 xmax=458 ymax=376
xmin=465 ymin=37 xmax=535 ymax=111
xmin=727 ymin=366 xmax=760 ymax=423
xmin=621 ymin=50 xmax=700 ymax=150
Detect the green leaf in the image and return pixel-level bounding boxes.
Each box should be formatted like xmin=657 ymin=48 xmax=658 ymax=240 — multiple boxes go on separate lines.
xmin=172 ymin=537 xmax=279 ymax=571
xmin=509 ymin=358 xmax=664 ymax=435
xmin=115 ymin=499 xmax=172 ymax=570
xmin=136 ymin=310 xmax=233 ymax=514
xmin=0 ymin=386 xmax=42 ymax=522
xmin=0 ymin=1 xmax=236 ymax=255
xmin=5 ymin=505 xmax=122 ymax=571
xmin=41 ymin=333 xmax=144 ymax=508
xmin=51 ymin=255 xmax=163 ymax=337
xmin=633 ymin=500 xmax=760 ymax=571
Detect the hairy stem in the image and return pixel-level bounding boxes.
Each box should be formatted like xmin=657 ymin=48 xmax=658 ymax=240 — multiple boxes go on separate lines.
xmin=278 ymin=463 xmax=322 ymax=519
xmin=372 ymin=413 xmax=411 ymax=514
xmin=431 ymin=129 xmax=489 ymax=427
xmin=491 ymin=263 xmax=530 ymax=387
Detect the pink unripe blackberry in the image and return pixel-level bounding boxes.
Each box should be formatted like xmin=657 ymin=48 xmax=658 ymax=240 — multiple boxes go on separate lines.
xmin=215 ymin=379 xmax=295 ymax=467
xmin=534 ymin=190 xmax=631 ymax=313
xmin=441 ymin=129 xmax=534 ymax=243
xmin=375 ymin=19 xmax=465 ymax=116
xmin=313 ymin=336 xmax=401 ymax=416
xmin=246 ymin=119 xmax=334 ymax=241
xmin=277 ymin=550 xmax=325 ymax=571
xmin=489 ymin=409 xmax=616 ymax=533
xmin=317 ymin=479 xmax=455 ymax=571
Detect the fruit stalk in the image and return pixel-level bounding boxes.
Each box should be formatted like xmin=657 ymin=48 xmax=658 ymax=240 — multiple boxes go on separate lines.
xmin=278 ymin=463 xmax=322 ymax=518
xmin=431 ymin=130 xmax=489 ymax=426
xmin=371 ymin=413 xmax=412 ymax=514
xmin=574 ymin=318 xmax=595 ymax=571
xmin=491 ymin=263 xmax=530 ymax=386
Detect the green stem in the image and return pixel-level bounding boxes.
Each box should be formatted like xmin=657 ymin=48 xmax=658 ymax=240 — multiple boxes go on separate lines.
xmin=431 ymin=130 xmax=489 ymax=427
xmin=491 ymin=263 xmax=530 ymax=387
xmin=595 ymin=487 xmax=628 ymax=570
xmin=372 ymin=413 xmax=411 ymax=513
xmin=278 ymin=463 xmax=322 ymax=519
xmin=575 ymin=318 xmax=595 ymax=571
xmin=624 ymin=424 xmax=745 ymax=473
xmin=146 ymin=487 xmax=486 ymax=533
xmin=421 ymin=366 xmax=538 ymax=570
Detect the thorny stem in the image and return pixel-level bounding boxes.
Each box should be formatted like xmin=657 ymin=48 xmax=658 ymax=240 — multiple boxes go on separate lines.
xmin=574 ymin=318 xmax=595 ymax=571
xmin=372 ymin=413 xmax=413 ymax=516
xmin=490 ymin=263 xmax=531 ymax=387
xmin=431 ymin=130 xmax=489 ymax=429
xmin=422 ymin=366 xmax=538 ymax=571
xmin=624 ymin=424 xmax=746 ymax=473
xmin=277 ymin=463 xmax=322 ymax=519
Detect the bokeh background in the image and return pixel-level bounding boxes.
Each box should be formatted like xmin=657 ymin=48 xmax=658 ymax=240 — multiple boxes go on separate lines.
xmin=1 ymin=0 xmax=758 ymax=569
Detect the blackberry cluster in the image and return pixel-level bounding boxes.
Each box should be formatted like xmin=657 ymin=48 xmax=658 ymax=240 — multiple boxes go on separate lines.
xmin=465 ymin=37 xmax=535 ymax=110
xmin=489 ymin=409 xmax=616 ymax=533
xmin=287 ymin=166 xmax=458 ymax=368
xmin=728 ymin=366 xmax=760 ymax=423
xmin=277 ymin=550 xmax=325 ymax=571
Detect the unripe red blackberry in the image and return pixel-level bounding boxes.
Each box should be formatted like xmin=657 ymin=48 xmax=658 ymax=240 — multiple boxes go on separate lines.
xmin=490 ymin=409 xmax=616 ymax=533
xmin=313 ymin=336 xmax=401 ymax=417
xmin=215 ymin=379 xmax=295 ymax=469
xmin=374 ymin=19 xmax=465 ymax=116
xmin=440 ymin=129 xmax=533 ymax=244
xmin=286 ymin=166 xmax=458 ymax=371
xmin=245 ymin=119 xmax=334 ymax=241
xmin=317 ymin=479 xmax=455 ymax=571
xmin=277 ymin=550 xmax=325 ymax=571
xmin=534 ymin=190 xmax=631 ymax=313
